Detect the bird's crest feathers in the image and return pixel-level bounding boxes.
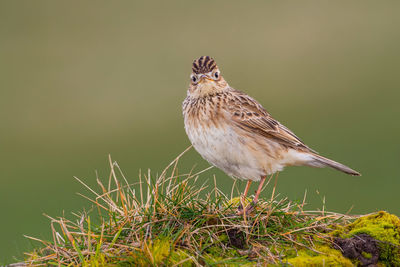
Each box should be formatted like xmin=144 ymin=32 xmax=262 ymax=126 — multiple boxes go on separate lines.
xmin=192 ymin=56 xmax=217 ymax=74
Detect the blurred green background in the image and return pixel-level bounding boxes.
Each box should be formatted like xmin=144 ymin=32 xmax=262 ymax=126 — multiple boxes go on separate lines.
xmin=1 ymin=0 xmax=399 ymax=263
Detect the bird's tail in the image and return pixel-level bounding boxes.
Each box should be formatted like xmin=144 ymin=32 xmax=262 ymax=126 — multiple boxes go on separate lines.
xmin=308 ymin=153 xmax=361 ymax=176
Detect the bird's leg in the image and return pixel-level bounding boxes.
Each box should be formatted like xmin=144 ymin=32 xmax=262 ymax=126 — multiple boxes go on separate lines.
xmin=254 ymin=175 xmax=267 ymax=203
xmin=245 ymin=175 xmax=267 ymax=214
xmin=238 ymin=180 xmax=252 ymax=212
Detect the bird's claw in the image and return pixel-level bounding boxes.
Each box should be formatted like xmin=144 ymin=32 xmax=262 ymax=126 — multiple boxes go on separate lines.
xmin=237 ymin=203 xmax=243 ymax=211
xmin=236 ymin=201 xmax=257 ymax=216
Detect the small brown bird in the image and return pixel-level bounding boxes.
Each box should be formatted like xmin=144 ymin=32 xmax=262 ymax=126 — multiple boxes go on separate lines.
xmin=182 ymin=56 xmax=360 ymax=214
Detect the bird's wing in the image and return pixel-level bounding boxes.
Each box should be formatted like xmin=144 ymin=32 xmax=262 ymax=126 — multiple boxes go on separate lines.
xmin=226 ymin=90 xmax=316 ymax=153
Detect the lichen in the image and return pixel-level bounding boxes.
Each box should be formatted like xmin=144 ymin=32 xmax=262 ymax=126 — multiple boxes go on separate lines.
xmin=285 ymin=245 xmax=354 ymax=267
xmin=332 ymin=211 xmax=400 ymax=266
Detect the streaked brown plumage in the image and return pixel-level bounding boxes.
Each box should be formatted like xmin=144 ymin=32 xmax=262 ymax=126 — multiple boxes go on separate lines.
xmin=182 ymin=56 xmax=360 ymax=214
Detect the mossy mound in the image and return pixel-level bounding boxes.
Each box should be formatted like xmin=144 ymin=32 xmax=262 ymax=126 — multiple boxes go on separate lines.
xmin=281 ymin=211 xmax=400 ymax=266
xmin=332 ymin=211 xmax=400 ymax=266
xmin=21 ymin=154 xmax=400 ymax=266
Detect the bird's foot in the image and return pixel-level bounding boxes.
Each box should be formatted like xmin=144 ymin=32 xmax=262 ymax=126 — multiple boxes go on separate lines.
xmin=236 ymin=201 xmax=256 ymax=216
xmin=244 ymin=201 xmax=256 ymax=215
xmin=237 ymin=203 xmax=243 ymax=212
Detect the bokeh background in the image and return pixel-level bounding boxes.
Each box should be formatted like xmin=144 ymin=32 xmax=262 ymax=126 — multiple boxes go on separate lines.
xmin=1 ymin=0 xmax=399 ymax=263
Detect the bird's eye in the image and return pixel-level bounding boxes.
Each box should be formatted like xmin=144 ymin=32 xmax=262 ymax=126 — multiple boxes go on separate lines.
xmin=191 ymin=74 xmax=198 ymax=83
xmin=213 ymin=71 xmax=220 ymax=80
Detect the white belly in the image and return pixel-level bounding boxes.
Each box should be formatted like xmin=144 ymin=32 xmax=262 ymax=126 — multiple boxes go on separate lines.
xmin=185 ymin=123 xmax=270 ymax=181
xmin=184 ymin=120 xmax=314 ymax=181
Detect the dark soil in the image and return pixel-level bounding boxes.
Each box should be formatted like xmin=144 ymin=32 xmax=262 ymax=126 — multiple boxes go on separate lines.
xmin=334 ymin=233 xmax=380 ymax=266
xmin=227 ymin=228 xmax=245 ymax=249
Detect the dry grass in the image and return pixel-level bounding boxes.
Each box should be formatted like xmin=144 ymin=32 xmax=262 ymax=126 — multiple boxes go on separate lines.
xmin=23 ymin=146 xmax=357 ymax=266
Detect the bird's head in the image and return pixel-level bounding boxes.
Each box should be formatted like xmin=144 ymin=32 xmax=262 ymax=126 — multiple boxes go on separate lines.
xmin=188 ymin=56 xmax=229 ymax=98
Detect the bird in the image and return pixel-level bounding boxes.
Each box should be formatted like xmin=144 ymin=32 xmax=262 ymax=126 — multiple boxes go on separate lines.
xmin=182 ymin=56 xmax=360 ymax=214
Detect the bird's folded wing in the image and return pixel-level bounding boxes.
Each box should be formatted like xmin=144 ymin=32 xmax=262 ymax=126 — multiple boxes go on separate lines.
xmin=226 ymin=93 xmax=315 ymax=153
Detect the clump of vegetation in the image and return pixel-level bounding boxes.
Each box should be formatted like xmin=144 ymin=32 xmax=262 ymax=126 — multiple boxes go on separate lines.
xmin=22 ymin=148 xmax=399 ymax=266
xmin=286 ymin=245 xmax=354 ymax=266
xmin=332 ymin=211 xmax=400 ymax=266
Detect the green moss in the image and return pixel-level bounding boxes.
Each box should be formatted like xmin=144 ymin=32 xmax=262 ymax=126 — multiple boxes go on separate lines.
xmin=361 ymin=251 xmax=372 ymax=259
xmin=82 ymin=253 xmax=108 ymax=267
xmin=116 ymin=238 xmax=192 ymax=266
xmin=148 ymin=238 xmax=171 ymax=264
xmin=204 ymin=244 xmax=254 ymax=265
xmin=345 ymin=211 xmax=400 ymax=244
xmin=168 ymin=249 xmax=193 ymax=267
xmin=332 ymin=211 xmax=400 ymax=266
xmin=219 ymin=233 xmax=229 ymax=243
xmin=203 ymin=254 xmax=254 ymax=266
xmin=286 ymin=245 xmax=353 ymax=267
xmin=206 ymin=245 xmax=240 ymax=258
xmin=225 ymin=196 xmax=251 ymax=208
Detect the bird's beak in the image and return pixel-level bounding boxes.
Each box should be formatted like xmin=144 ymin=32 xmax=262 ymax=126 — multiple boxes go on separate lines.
xmin=199 ymin=75 xmax=213 ymax=83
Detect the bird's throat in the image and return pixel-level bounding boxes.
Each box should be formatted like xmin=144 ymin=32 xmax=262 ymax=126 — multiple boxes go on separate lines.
xmin=190 ymin=82 xmax=227 ymax=98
